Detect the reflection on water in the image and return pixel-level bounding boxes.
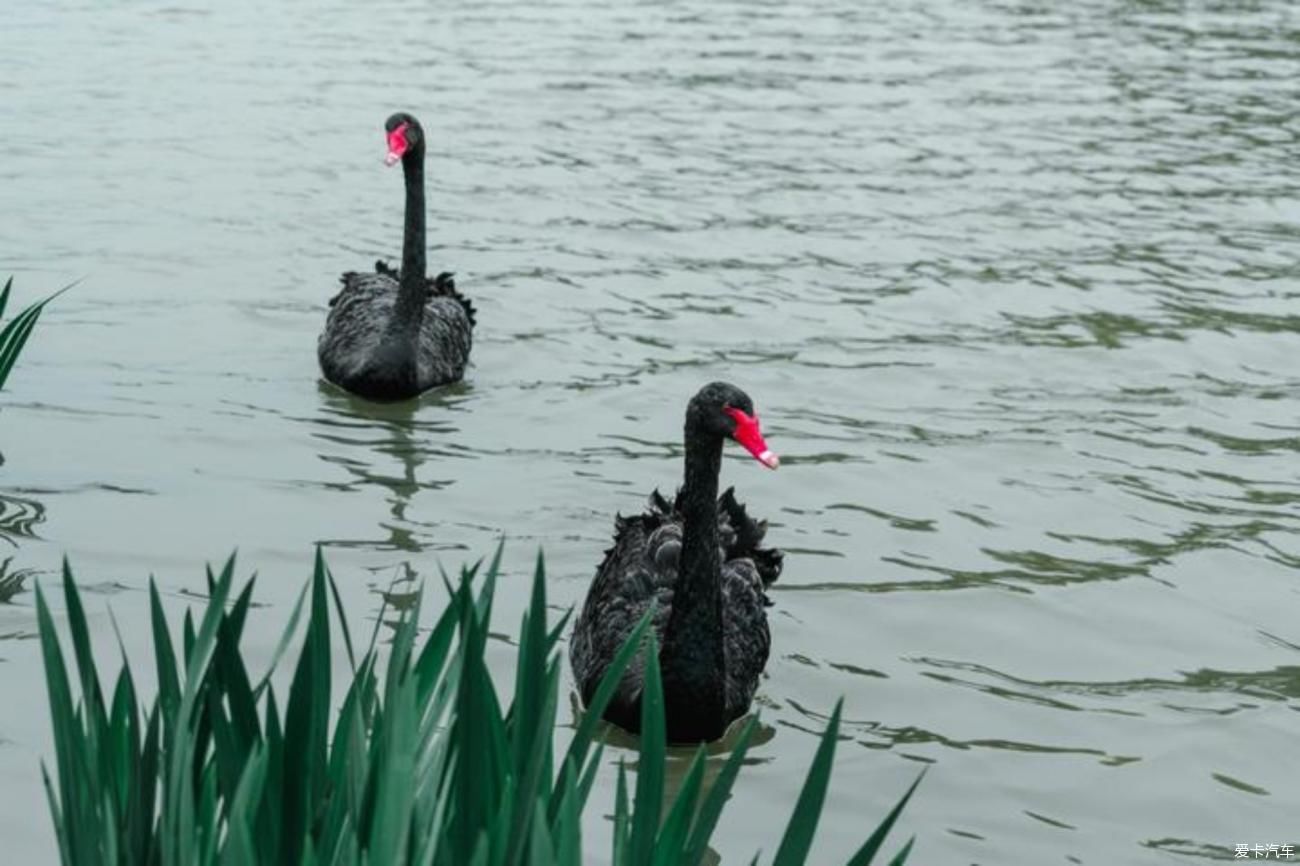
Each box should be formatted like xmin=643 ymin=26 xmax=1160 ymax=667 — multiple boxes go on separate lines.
xmin=1143 ymin=838 xmax=1239 ymax=861
xmin=0 ymin=488 xmax=47 ymax=604
xmin=0 ymin=490 xmax=45 ymax=543
xmin=1 ymin=0 xmax=1299 ymax=862
xmin=310 ymin=384 xmax=462 ymax=554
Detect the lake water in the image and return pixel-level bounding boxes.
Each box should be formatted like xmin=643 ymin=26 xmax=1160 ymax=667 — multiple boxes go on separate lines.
xmin=2 ymin=0 xmax=1298 ymax=862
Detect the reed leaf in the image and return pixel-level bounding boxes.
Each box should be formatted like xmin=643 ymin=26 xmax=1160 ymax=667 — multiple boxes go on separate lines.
xmin=771 ymin=700 xmax=844 ymax=866
xmin=629 ymin=630 xmax=665 ymax=866
xmin=0 ymin=276 xmax=74 ymax=390
xmin=845 ymin=768 xmax=925 ymax=866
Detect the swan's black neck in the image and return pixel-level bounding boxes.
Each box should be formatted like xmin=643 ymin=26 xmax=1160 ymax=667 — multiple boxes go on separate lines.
xmin=660 ymin=419 xmax=727 ymax=738
xmin=394 ymin=148 xmax=427 ymax=330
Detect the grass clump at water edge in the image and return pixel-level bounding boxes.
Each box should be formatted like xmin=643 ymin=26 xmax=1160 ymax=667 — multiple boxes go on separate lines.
xmin=36 ymin=545 xmax=921 ymax=865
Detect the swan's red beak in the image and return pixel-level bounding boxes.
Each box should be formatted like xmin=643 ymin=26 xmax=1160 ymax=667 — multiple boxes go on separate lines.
xmin=724 ymin=407 xmax=779 ymax=470
xmin=385 ymin=122 xmax=410 ymax=166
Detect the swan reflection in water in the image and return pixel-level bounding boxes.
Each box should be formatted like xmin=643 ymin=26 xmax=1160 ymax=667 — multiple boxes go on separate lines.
xmin=312 ymin=381 xmax=470 ymax=556
xmin=0 ymin=488 xmax=48 ymax=601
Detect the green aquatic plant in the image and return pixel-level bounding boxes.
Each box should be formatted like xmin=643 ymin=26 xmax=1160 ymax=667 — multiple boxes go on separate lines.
xmin=0 ymin=555 xmax=38 ymax=603
xmin=0 ymin=276 xmax=68 ymax=391
xmin=36 ymin=547 xmax=920 ymax=865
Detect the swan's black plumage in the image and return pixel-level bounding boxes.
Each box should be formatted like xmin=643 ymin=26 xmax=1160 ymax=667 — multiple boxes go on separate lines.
xmin=570 ymin=382 xmax=783 ymax=742
xmin=318 ymin=113 xmax=473 ymax=401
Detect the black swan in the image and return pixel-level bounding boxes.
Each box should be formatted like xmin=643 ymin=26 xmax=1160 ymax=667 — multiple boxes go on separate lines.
xmin=318 ymin=113 xmax=474 ymax=401
xmin=570 ymin=382 xmax=784 ymax=743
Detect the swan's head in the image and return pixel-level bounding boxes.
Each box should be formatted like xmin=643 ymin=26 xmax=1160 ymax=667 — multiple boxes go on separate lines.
xmin=383 ymin=112 xmax=425 ymax=166
xmin=688 ymin=381 xmax=779 ymax=470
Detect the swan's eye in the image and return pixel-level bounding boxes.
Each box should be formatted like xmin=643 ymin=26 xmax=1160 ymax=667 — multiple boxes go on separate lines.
xmin=384 ymin=122 xmax=411 ymax=166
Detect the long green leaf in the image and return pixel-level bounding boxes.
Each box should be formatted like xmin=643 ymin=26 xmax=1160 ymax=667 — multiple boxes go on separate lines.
xmin=887 ymin=837 xmax=915 ymax=865
xmin=681 ymin=716 xmax=758 ymax=865
xmin=220 ymin=743 xmax=268 ymax=866
xmin=845 ymin=771 xmax=925 ymax=866
xmin=149 ymin=579 xmax=181 ymax=737
xmin=41 ymin=762 xmax=72 ymax=866
xmin=322 ymin=549 xmax=359 ymax=672
xmin=612 ymin=762 xmax=630 ymax=866
xmin=35 ymin=581 xmax=95 ymax=866
xmin=549 ymin=608 xmax=654 ymax=823
xmin=279 ymin=548 xmax=332 ymax=865
xmin=771 ymin=700 xmax=844 ymax=866
xmin=629 ymin=630 xmax=665 ymax=866
xmin=251 ymin=576 xmax=309 ymax=699
xmin=367 ymin=636 xmax=417 ymax=866
xmin=0 ymin=278 xmax=75 ymax=390
xmin=505 ymin=550 xmax=554 ymax=866
xmin=554 ymin=757 xmax=582 ymax=866
xmin=652 ymin=746 xmax=704 ymax=866
xmin=162 ymin=554 xmax=236 ymax=866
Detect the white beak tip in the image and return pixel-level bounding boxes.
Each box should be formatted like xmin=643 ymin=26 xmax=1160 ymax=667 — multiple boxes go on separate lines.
xmin=758 ymin=450 xmax=779 ymax=469
xmin=384 ymin=152 xmax=401 ymax=166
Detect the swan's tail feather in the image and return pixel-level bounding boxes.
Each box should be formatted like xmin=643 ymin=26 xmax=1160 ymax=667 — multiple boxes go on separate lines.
xmin=750 ymin=548 xmax=784 ymax=589
xmin=431 ymin=272 xmax=476 ymax=329
xmin=330 ymin=270 xmax=369 ymax=306
xmin=649 ymin=489 xmax=674 ymax=517
xmin=718 ymin=486 xmax=783 ymax=587
xmin=610 ymin=491 xmax=674 ymax=552
xmin=718 ymin=487 xmax=765 ymax=551
xmin=591 ymin=497 xmax=676 ymax=603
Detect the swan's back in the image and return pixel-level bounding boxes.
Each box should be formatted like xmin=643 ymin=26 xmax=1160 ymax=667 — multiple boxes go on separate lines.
xmin=318 ymin=264 xmax=474 ymax=399
xmin=569 ymin=489 xmax=782 ymax=730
